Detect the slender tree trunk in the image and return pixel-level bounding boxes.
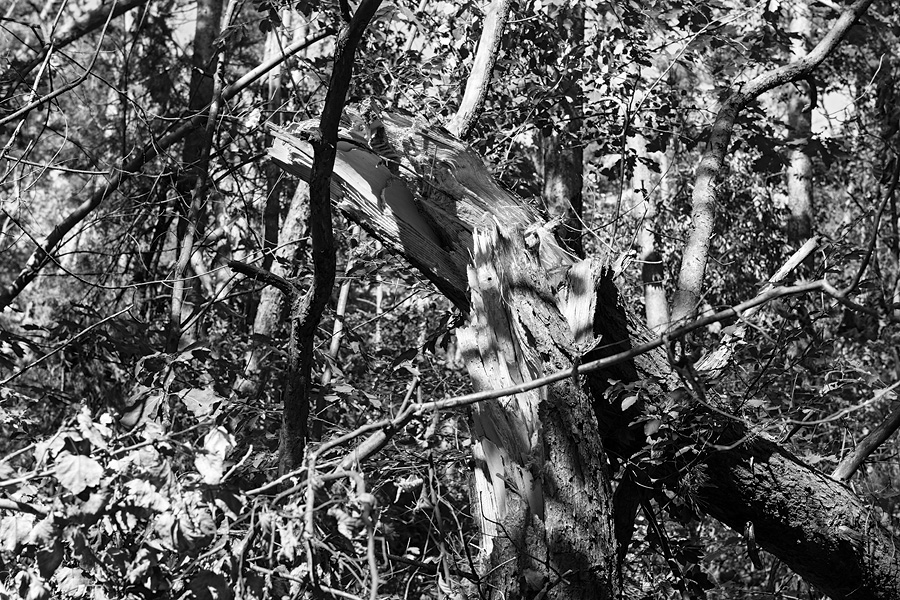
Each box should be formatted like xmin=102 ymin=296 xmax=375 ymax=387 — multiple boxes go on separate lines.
xmin=166 ymin=0 xmax=228 ymax=352
xmin=260 ymin=11 xmax=289 ymax=273
xmin=235 ymin=183 xmax=310 ymax=397
xmin=786 ymin=2 xmax=815 ymax=249
xmin=627 ymin=130 xmax=669 ymax=331
xmin=540 ymin=4 xmax=584 ymax=257
xmin=671 ymin=0 xmax=873 ymax=324
xmin=274 ymin=0 xmax=383 ymax=474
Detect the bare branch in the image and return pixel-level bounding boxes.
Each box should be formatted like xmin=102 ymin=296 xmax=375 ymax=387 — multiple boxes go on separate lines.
xmin=0 ymin=497 xmax=48 ymax=516
xmin=832 ymin=402 xmax=900 ymax=481
xmin=1 ymin=0 xmax=148 ymax=87
xmin=227 ymin=260 xmax=295 ymax=295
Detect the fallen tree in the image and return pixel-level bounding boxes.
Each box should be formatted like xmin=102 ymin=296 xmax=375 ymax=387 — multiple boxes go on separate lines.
xmin=266 ymin=106 xmax=900 ymax=599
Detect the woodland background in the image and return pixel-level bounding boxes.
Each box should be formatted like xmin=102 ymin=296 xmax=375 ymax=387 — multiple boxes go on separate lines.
xmin=0 ymin=0 xmax=899 ymax=598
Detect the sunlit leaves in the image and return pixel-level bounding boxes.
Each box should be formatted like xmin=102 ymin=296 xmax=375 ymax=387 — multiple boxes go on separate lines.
xmin=54 ymin=452 xmax=104 ymax=495
xmin=194 ymin=427 xmax=236 ymax=485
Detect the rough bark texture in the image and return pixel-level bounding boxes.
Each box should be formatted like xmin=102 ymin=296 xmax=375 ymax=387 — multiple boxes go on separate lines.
xmin=268 ymin=104 xmax=900 ymax=600
xmin=699 ymin=428 xmax=900 ymax=600
xmin=460 ymin=230 xmax=615 ymax=599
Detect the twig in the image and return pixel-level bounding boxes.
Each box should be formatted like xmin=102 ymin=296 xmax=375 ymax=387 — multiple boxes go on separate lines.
xmin=0 ymin=0 xmax=120 ymax=128
xmin=0 ymin=497 xmax=48 ymax=516
xmin=847 ymin=154 xmax=900 ymax=292
xmin=227 ymin=260 xmax=295 ymax=295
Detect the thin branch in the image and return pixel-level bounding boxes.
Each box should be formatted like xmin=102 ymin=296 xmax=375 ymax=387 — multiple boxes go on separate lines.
xmin=2 ymin=0 xmax=149 ymax=86
xmin=0 ymin=0 xmax=120 ymax=129
xmin=166 ymin=0 xmax=235 ymax=352
xmin=0 ymin=497 xmax=48 ymax=516
xmin=847 ymin=154 xmax=900 ymax=292
xmin=227 ymin=259 xmax=295 ymax=294
xmin=697 ymin=236 xmax=818 ymax=374
xmin=257 ymin=275 xmax=868 ymax=501
xmin=832 ymin=402 xmax=900 ymax=481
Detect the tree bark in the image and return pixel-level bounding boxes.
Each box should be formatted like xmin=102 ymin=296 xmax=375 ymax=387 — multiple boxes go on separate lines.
xmin=700 ymin=427 xmax=900 ymax=600
xmin=459 ymin=230 xmax=615 ymax=599
xmin=539 ymin=3 xmax=584 ymax=258
xmin=786 ymin=2 xmax=815 ymax=249
xmin=444 ymin=0 xmax=511 ymax=138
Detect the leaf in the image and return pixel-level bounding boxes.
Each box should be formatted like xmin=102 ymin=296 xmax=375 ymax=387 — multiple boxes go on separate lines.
xmin=54 ymin=452 xmax=104 ymax=495
xmin=621 ymin=395 xmax=639 ymax=412
xmin=194 ymin=453 xmax=226 ymax=485
xmin=183 ymin=570 xmax=233 ymax=600
xmin=76 ymin=407 xmax=110 ymax=450
xmin=36 ymin=535 xmax=64 ymax=578
xmin=0 ymin=513 xmax=35 ymax=552
xmin=54 ymin=566 xmax=89 ymax=598
xmin=179 ymin=386 xmax=221 ymax=418
xmin=390 ymin=347 xmax=418 ymax=368
xmin=195 ymin=427 xmax=235 ymax=485
xmin=203 ymin=427 xmax=235 ymax=457
xmin=120 ymin=386 xmax=164 ymax=429
xmin=125 ymin=478 xmax=171 ymax=511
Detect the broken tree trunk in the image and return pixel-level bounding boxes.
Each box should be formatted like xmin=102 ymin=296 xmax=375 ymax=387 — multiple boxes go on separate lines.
xmin=458 ymin=229 xmax=615 ymax=598
xmin=268 ymin=104 xmax=900 ymax=600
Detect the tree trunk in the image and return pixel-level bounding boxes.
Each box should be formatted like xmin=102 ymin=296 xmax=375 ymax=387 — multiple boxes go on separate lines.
xmin=626 ymin=130 xmax=669 ymax=332
xmin=166 ymin=0 xmax=227 ymax=352
xmin=235 ymin=182 xmax=309 ymax=398
xmin=539 ymin=3 xmax=584 ymax=258
xmin=268 ymin=104 xmax=900 ymax=600
xmin=700 ymin=427 xmax=900 ymax=600
xmin=786 ymin=2 xmax=815 ymax=249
